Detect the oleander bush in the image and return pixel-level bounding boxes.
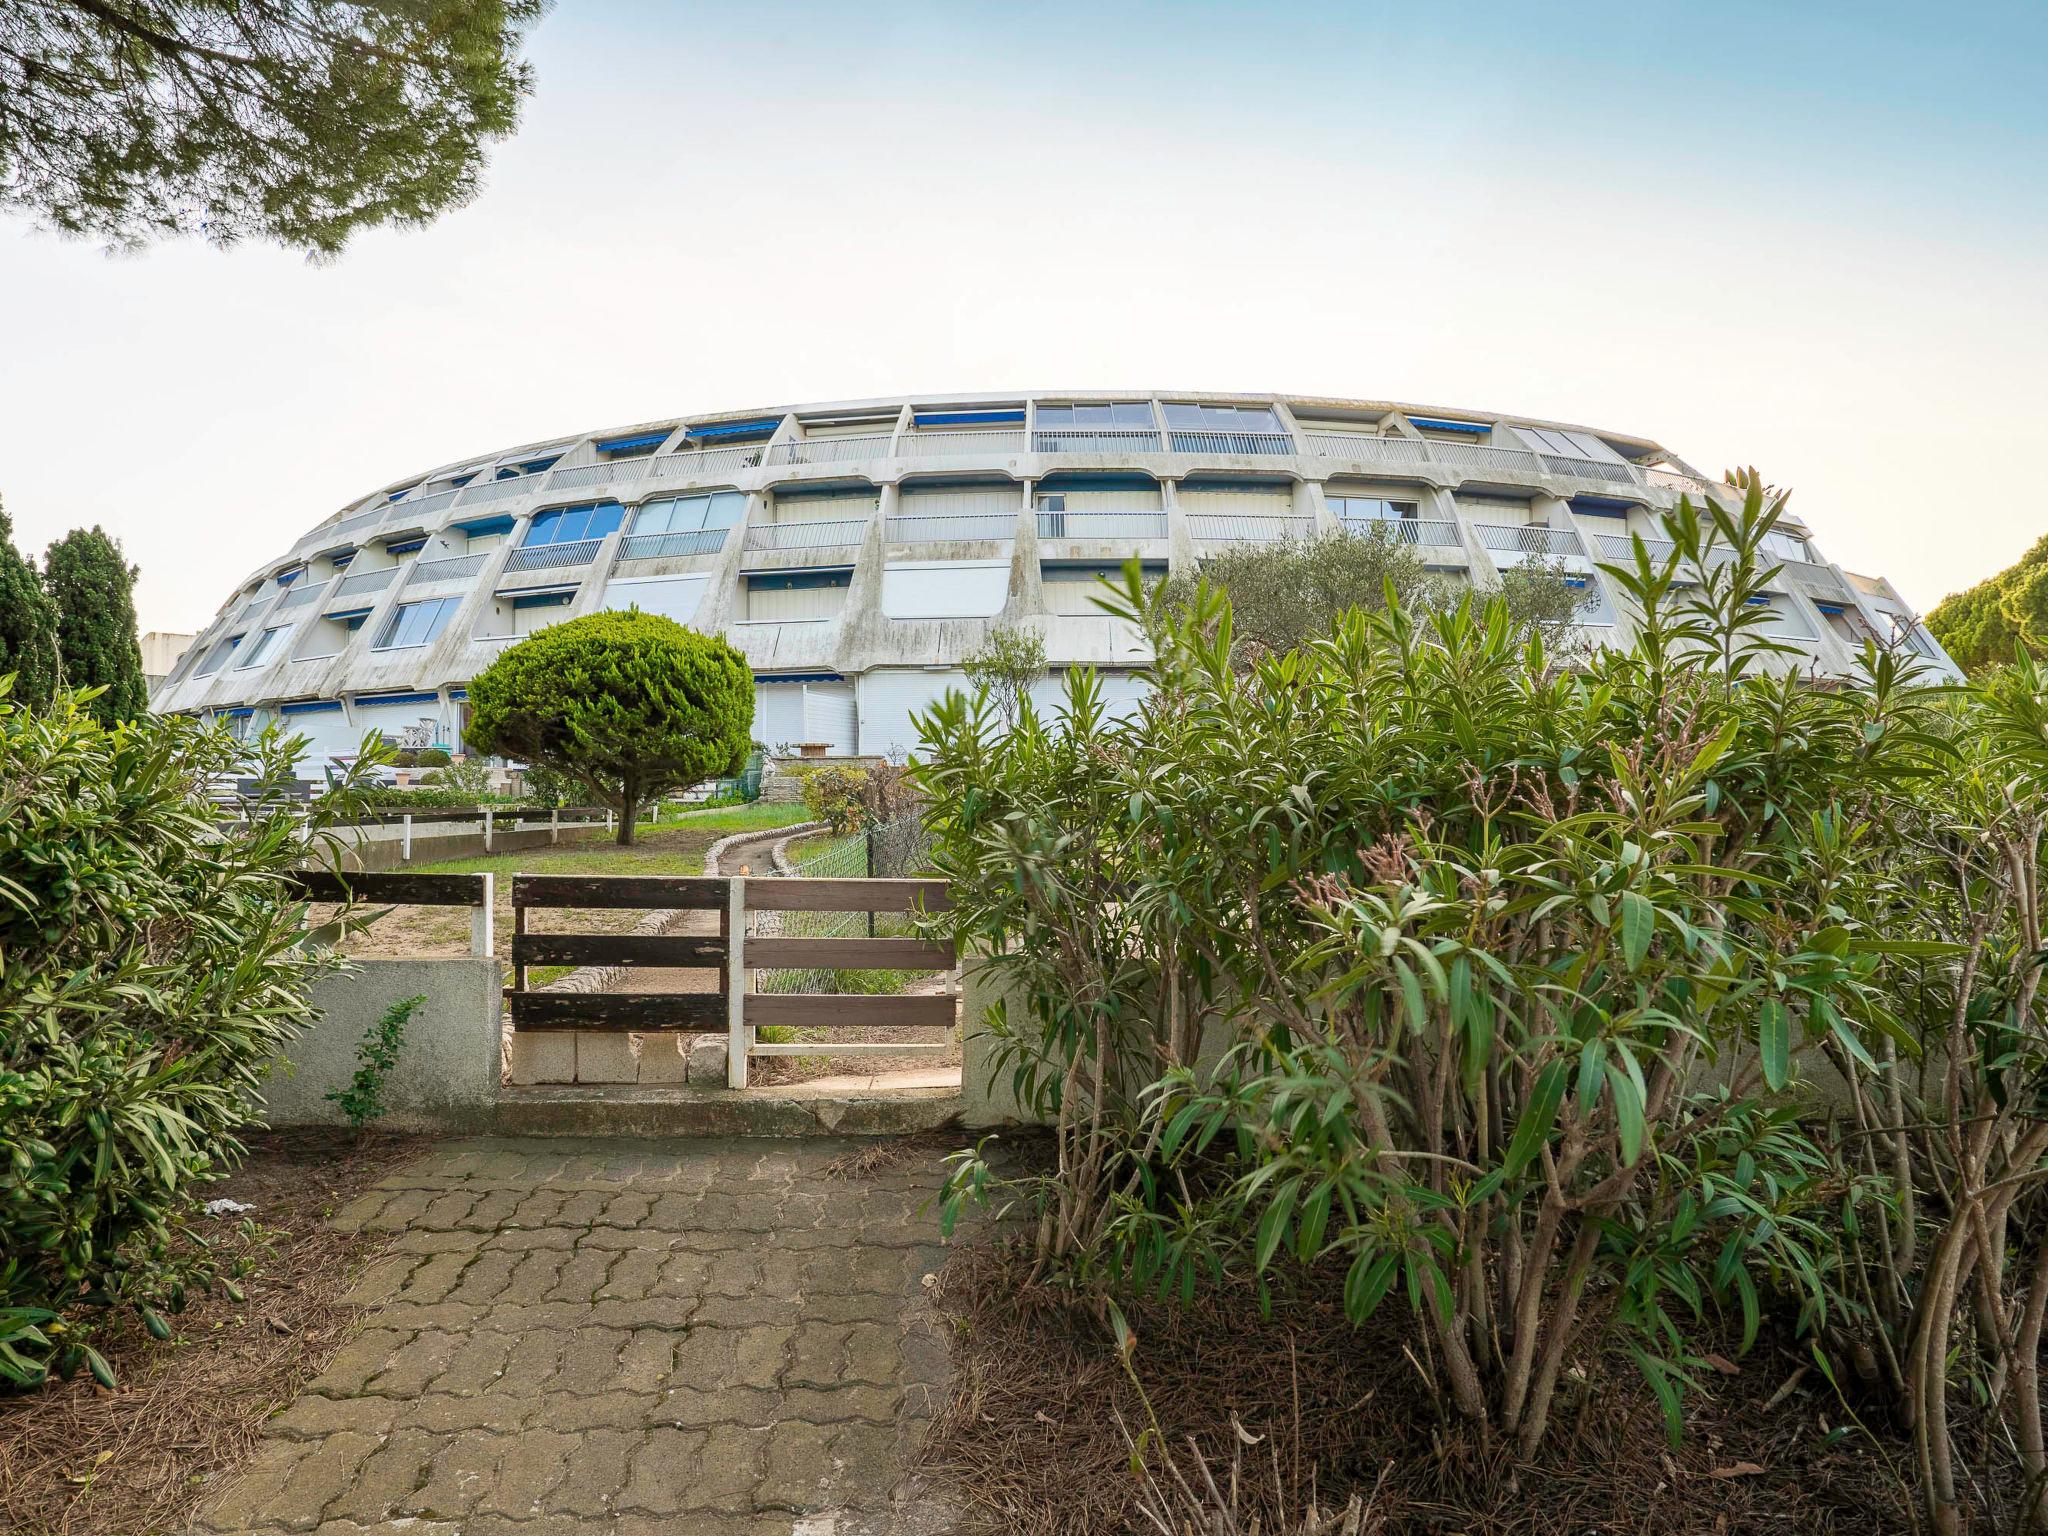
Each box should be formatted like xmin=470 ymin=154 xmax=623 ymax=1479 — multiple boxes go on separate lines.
xmin=0 ymin=683 xmax=381 ymax=1388
xmin=921 ymin=485 xmax=2048 ymax=1531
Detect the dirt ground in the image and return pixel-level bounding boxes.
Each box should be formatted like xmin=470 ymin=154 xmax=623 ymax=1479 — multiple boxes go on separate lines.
xmin=0 ymin=1130 xmax=427 ymax=1536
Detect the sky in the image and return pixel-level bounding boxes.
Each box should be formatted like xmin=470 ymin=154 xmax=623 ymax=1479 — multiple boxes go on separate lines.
xmin=2 ymin=0 xmax=2044 ymax=633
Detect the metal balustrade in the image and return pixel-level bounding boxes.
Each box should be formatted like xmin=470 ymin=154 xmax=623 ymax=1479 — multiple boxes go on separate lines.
xmin=1187 ymin=513 xmax=1316 ymax=542
xmin=405 ymin=553 xmax=489 ymax=586
xmin=278 ymin=585 xmax=323 ymax=609
xmin=620 ymin=529 xmax=730 ymax=560
xmin=1540 ymin=454 xmax=1637 ymax=486
xmin=1646 ymin=469 xmax=1726 ymax=498
xmin=1427 ymin=441 xmax=1544 ymax=477
xmin=1474 ymin=523 xmax=1587 ymax=558
xmin=332 ymin=565 xmax=398 ymax=597
xmin=1166 ymin=430 xmax=1296 ymax=456
xmin=1780 ymin=559 xmax=1854 ymax=601
xmin=305 ymin=506 xmax=388 ymax=547
xmin=1341 ymin=516 xmax=1464 ymax=548
xmin=548 ymin=458 xmax=650 ymax=492
xmin=1032 ymin=428 xmax=1164 ymax=453
xmin=1594 ymin=532 xmax=1678 ymax=562
xmin=502 ymin=539 xmax=602 ymax=573
xmin=1302 ymin=433 xmax=1434 ymax=465
xmin=648 ymin=445 xmax=764 ymax=481
xmin=884 ymin=513 xmax=1016 ymax=543
xmin=452 ymin=476 xmax=538 ymax=507
xmin=768 ymin=434 xmax=896 ymax=466
xmin=406 ymin=488 xmax=462 ymax=517
xmin=897 ymin=429 xmax=1027 ymax=457
xmin=743 ymin=518 xmax=868 ymax=552
xmin=1035 ymin=510 xmax=1169 ymax=539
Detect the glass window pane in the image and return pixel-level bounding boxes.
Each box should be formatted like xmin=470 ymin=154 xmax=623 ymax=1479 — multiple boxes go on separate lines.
xmin=1036 ymin=405 xmax=1072 ymax=427
xmin=1073 ymin=404 xmax=1115 ymax=427
xmin=1163 ymin=403 xmax=1204 ymax=428
xmin=589 ymin=502 xmax=623 ymax=539
xmin=634 ymin=500 xmax=674 ymax=536
xmin=1112 ymin=403 xmax=1154 ymax=428
xmin=705 ymin=492 xmax=742 ymax=528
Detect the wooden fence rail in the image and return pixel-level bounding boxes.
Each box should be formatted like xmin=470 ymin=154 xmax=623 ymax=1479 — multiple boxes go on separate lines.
xmin=286 ymin=869 xmax=494 ymax=956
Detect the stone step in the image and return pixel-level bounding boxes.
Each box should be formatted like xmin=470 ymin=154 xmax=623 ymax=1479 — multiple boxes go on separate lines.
xmin=495 ymin=1082 xmax=962 ymax=1138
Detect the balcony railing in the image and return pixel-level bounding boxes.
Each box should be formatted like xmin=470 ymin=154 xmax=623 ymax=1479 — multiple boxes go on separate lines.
xmin=406 ymin=488 xmax=462 ymax=517
xmin=1341 ymin=516 xmax=1464 ymax=548
xmin=306 ymin=505 xmax=388 ymax=547
xmin=1166 ymin=430 xmax=1296 ymax=456
xmin=1593 ymin=532 xmax=1679 ymax=563
xmin=405 ymin=553 xmax=488 ymax=587
xmin=1646 ymin=469 xmax=1728 ymax=498
xmin=278 ymin=584 xmax=323 ymax=609
xmin=1036 ymin=510 xmax=1169 ymax=539
xmin=1539 ymin=454 xmax=1637 ymax=486
xmin=332 ymin=566 xmax=398 ymax=597
xmin=898 ymin=429 xmax=1027 ymax=457
xmin=548 ymin=458 xmax=651 ymax=493
xmin=503 ymin=539 xmax=602 ymax=573
xmin=1187 ymin=513 xmax=1315 ymax=543
xmin=1474 ymin=523 xmax=1587 ymax=559
xmin=452 ymin=476 xmax=538 ymax=507
xmin=768 ymin=434 xmax=895 ymax=466
xmin=1302 ymin=433 xmax=1433 ymax=465
xmin=647 ymin=444 xmax=765 ymax=482
xmin=744 ymin=518 xmax=868 ymax=552
xmin=620 ymin=529 xmax=729 ymax=560
xmin=1032 ymin=428 xmax=1164 ymax=454
xmin=1426 ymin=441 xmax=1544 ymax=477
xmin=885 ymin=512 xmax=1016 ymax=543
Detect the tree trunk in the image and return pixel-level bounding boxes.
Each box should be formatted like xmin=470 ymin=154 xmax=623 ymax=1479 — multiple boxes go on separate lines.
xmin=616 ymin=784 xmax=638 ymax=845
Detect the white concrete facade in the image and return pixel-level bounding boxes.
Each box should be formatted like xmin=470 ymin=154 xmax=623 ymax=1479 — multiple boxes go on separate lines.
xmin=152 ymin=390 xmax=1960 ymax=770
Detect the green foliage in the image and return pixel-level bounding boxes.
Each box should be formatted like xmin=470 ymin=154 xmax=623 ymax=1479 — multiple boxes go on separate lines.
xmin=1926 ymin=530 xmax=2048 ymax=674
xmin=325 ymin=994 xmax=425 ymax=1131
xmin=963 ymin=624 xmax=1048 ymax=730
xmin=0 ymin=683 xmax=383 ymax=1387
xmin=1159 ymin=523 xmax=1590 ymax=665
xmin=0 ymin=500 xmax=60 ymax=709
xmin=919 ymin=484 xmax=1953 ymax=1459
xmin=798 ymin=762 xmax=870 ymax=834
xmin=427 ymin=756 xmax=494 ymax=800
xmin=42 ymin=526 xmax=147 ymax=725
xmin=0 ymin=0 xmax=542 ymax=256
xmin=518 ymin=760 xmax=579 ymax=807
xmin=464 ymin=610 xmax=754 ymax=845
xmin=415 ymin=747 xmax=452 ymax=768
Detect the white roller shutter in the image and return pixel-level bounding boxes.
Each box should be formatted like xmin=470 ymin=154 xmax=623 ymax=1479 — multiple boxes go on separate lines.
xmin=746 ymin=581 xmax=848 ymax=622
xmin=279 ymin=706 xmax=371 ymax=776
xmin=897 ymin=484 xmax=1020 ymax=518
xmin=602 ymin=574 xmax=710 ymax=625
xmin=859 ymin=669 xmax=965 ymax=759
xmin=754 ymin=682 xmax=807 ymax=751
xmin=1026 ymin=669 xmax=1153 ymax=729
xmin=1051 ymin=486 xmax=1163 ymax=512
xmin=1044 ymin=567 xmax=1123 ymax=617
xmin=1176 ymin=485 xmax=1294 ymax=517
xmin=770 ymin=489 xmax=880 ymax=522
xmin=802 ymin=681 xmax=859 ymax=754
xmin=880 ymin=560 xmax=1009 ymax=619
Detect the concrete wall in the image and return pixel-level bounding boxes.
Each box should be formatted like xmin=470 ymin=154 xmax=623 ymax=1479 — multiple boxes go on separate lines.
xmin=260 ymin=957 xmax=502 ymax=1133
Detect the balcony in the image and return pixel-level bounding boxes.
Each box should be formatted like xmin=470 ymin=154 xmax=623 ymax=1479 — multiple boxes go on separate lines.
xmin=1036 ymin=510 xmax=1169 ymax=540
xmin=898 ymin=429 xmax=1027 ymax=457
xmin=1341 ymin=516 xmax=1464 ymax=549
xmin=1187 ymin=513 xmax=1315 ymax=543
xmin=451 ymin=476 xmax=537 ymax=508
xmin=1593 ymin=532 xmax=1678 ymax=563
xmin=768 ymin=434 xmax=895 ymax=467
xmin=744 ymin=518 xmax=868 ymax=553
xmin=647 ymin=444 xmax=765 ymax=482
xmin=332 ymin=565 xmax=398 ymax=598
xmin=503 ymin=539 xmax=602 ymax=574
xmin=1427 ymin=441 xmax=1543 ymax=478
xmin=1032 ymin=427 xmax=1164 ymax=454
xmin=304 ymin=505 xmax=388 ymax=549
xmin=1166 ymin=430 xmax=1295 ymax=456
xmin=1474 ymin=524 xmax=1587 ymax=560
xmin=278 ymin=584 xmax=324 ymax=609
xmin=1537 ymin=454 xmax=1637 ymax=486
xmin=619 ymin=529 xmax=730 ymax=560
xmin=404 ymin=488 xmax=462 ymax=518
xmin=1301 ymin=433 xmax=1433 ymax=466
xmin=885 ymin=512 xmax=1015 ymax=544
xmin=404 ymin=553 xmax=489 ymax=587
xmin=550 ymin=458 xmax=652 ymax=493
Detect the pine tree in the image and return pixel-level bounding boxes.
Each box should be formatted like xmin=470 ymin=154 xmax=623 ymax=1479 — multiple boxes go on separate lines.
xmin=0 ymin=498 xmax=60 ymax=709
xmin=44 ymin=527 xmax=148 ymax=724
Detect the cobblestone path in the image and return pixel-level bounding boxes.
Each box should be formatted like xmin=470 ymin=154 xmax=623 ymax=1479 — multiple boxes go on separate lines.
xmin=193 ymin=1137 xmax=959 ymax=1536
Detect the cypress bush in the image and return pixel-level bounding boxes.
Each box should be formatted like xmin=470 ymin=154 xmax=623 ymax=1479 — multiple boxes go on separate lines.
xmin=43 ymin=525 xmax=148 ymax=725
xmin=0 ymin=499 xmax=59 ymax=710
xmin=0 ymin=686 xmax=381 ymax=1387
xmin=464 ymin=609 xmax=753 ymax=844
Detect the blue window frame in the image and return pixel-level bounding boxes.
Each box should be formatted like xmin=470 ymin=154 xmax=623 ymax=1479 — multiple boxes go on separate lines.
xmin=523 ymin=501 xmax=625 ymax=548
xmin=374 ymin=596 xmax=462 ymax=650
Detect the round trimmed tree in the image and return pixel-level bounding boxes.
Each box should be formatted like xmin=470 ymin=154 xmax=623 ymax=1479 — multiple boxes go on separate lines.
xmin=464 ymin=611 xmax=753 ymax=845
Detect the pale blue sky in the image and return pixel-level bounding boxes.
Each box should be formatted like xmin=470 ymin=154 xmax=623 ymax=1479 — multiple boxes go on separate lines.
xmin=2 ymin=0 xmax=2042 ymax=631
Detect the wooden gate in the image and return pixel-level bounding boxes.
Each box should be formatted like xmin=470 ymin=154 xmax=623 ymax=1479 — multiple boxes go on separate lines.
xmin=503 ymin=874 xmax=956 ymax=1088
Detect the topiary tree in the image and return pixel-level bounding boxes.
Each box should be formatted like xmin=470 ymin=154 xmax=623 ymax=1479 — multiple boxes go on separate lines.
xmin=464 ymin=610 xmax=753 ymax=844
xmin=43 ymin=526 xmax=147 ymax=725
xmin=0 ymin=498 xmax=60 ymax=709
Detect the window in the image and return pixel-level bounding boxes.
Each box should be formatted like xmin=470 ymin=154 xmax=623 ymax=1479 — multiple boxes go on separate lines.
xmin=494 ymin=454 xmax=560 ymax=480
xmin=1037 ymin=403 xmax=1155 ymax=429
xmin=1329 ymin=496 xmax=1419 ymax=522
xmin=512 ymin=592 xmax=572 ymax=635
xmin=239 ymin=624 xmax=291 ymax=668
xmin=375 ymin=597 xmax=462 ymax=650
xmin=1162 ymin=403 xmax=1283 ymax=432
xmin=1518 ymin=426 xmax=1621 ymax=462
xmin=745 ymin=570 xmax=851 ymax=622
xmin=194 ymin=634 xmax=242 ymax=676
xmin=633 ymin=492 xmax=744 ymax=536
xmin=523 ymin=501 xmax=625 ymax=547
xmin=1760 ymin=530 xmax=1813 ymax=563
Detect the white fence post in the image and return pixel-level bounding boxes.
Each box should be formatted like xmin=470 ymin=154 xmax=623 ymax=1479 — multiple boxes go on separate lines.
xmin=401 ymin=813 xmax=413 ymax=861
xmin=550 ymin=805 xmax=560 ymax=845
xmin=606 ymin=809 xmax=615 ymax=835
xmin=726 ymin=876 xmax=747 ymax=1089
xmin=483 ymin=806 xmax=494 ymax=851
xmin=471 ymin=872 xmax=494 ymax=957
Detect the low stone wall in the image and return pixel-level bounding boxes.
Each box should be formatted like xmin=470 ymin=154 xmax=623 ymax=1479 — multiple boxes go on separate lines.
xmin=260 ymin=957 xmax=503 ymax=1133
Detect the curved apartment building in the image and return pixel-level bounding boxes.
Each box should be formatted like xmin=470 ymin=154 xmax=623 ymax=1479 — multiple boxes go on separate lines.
xmin=152 ymin=391 xmax=1958 ymax=767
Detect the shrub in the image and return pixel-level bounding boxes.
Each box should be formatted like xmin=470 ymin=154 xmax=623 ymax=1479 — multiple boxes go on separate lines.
xmin=963 ymin=624 xmax=1047 ymax=731
xmin=0 ymin=684 xmax=382 ymax=1386
xmin=415 ymin=747 xmax=451 ymax=768
xmin=428 ymin=756 xmax=494 ymax=799
xmin=465 ymin=610 xmax=753 ymax=844
xmin=326 ymin=994 xmax=425 ymax=1132
xmin=919 ymin=486 xmax=1958 ymax=1462
xmin=0 ymin=500 xmax=59 ymax=710
xmin=42 ymin=526 xmax=147 ymax=725
xmin=798 ymin=762 xmax=869 ymax=833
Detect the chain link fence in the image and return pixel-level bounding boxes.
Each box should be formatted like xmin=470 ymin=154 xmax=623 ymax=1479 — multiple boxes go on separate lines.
xmin=753 ymin=809 xmax=938 ymax=996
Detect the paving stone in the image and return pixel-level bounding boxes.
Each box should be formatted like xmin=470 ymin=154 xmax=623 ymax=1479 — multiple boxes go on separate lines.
xmin=322 ymin=1426 xmax=440 ymax=1524
xmin=544 ymin=1426 xmax=636 ymax=1517
xmin=409 ymin=1428 xmax=501 ymax=1517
